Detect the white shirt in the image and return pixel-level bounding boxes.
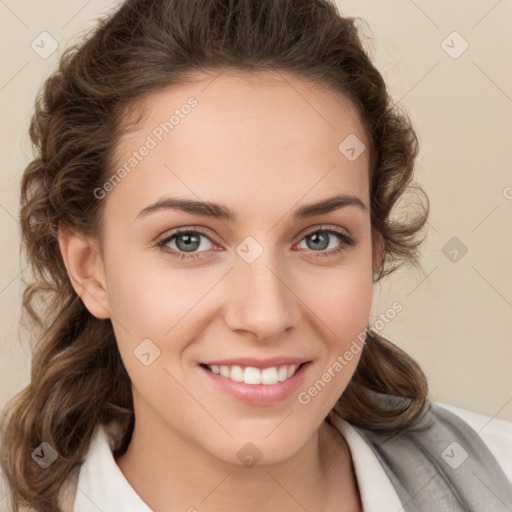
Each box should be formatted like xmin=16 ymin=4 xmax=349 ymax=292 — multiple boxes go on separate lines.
xmin=73 ymin=402 xmax=512 ymax=512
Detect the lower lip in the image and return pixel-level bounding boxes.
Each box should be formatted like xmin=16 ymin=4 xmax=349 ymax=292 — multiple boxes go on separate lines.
xmin=199 ymin=362 xmax=311 ymax=404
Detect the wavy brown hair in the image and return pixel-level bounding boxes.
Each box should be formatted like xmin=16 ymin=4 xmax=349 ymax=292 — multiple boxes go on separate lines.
xmin=1 ymin=0 xmax=430 ymax=510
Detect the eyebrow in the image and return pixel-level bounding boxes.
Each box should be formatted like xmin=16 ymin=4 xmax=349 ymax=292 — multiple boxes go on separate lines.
xmin=135 ymin=193 xmax=367 ymax=223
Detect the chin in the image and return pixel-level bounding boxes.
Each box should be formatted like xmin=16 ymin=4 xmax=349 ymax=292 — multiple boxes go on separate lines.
xmin=201 ymin=424 xmax=310 ymax=468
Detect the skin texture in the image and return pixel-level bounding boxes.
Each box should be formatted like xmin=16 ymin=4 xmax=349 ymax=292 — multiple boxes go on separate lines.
xmin=59 ymin=70 xmax=383 ymax=511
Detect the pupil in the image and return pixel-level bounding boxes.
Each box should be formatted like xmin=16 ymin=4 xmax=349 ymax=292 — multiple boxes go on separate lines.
xmin=178 ymin=233 xmax=199 ymax=252
xmin=309 ymin=232 xmax=328 ymax=250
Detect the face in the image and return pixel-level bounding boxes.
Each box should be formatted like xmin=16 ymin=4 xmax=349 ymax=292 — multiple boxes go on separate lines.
xmin=88 ymin=70 xmax=379 ymax=465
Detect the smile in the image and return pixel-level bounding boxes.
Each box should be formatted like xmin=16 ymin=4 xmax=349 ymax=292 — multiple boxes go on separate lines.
xmin=199 ymin=361 xmax=311 ymax=404
xmin=202 ymin=363 xmax=304 ymax=385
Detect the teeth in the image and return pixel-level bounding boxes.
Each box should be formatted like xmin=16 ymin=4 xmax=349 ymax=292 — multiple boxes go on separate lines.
xmin=261 ymin=367 xmax=278 ymax=384
xmin=245 ymin=367 xmax=262 ymax=384
xmin=207 ymin=363 xmax=301 ymax=385
xmin=230 ymin=365 xmax=244 ymax=382
xmin=278 ymin=365 xmax=288 ymax=381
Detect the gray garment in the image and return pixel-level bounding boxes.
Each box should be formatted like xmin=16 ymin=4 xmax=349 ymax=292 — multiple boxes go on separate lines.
xmin=352 ymin=396 xmax=512 ymax=511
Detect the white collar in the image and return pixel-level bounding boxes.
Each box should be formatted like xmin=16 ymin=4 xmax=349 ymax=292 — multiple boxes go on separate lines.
xmin=73 ymin=423 xmax=152 ymax=512
xmin=73 ymin=417 xmax=402 ymax=512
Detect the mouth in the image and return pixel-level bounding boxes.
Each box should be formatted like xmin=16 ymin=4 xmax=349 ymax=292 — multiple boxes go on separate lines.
xmin=198 ymin=361 xmax=312 ymax=404
xmin=199 ymin=361 xmax=309 ymax=385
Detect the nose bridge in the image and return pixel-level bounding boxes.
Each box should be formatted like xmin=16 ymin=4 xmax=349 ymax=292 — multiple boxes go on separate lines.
xmin=226 ymin=235 xmax=300 ymax=339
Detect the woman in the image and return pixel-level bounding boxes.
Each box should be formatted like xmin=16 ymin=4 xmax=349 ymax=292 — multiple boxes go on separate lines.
xmin=1 ymin=0 xmax=511 ymax=511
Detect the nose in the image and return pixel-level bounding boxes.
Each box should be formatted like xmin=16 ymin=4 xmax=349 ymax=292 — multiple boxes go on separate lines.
xmin=223 ymin=250 xmax=301 ymax=342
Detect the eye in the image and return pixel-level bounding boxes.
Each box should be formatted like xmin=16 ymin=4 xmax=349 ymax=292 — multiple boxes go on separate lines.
xmin=156 ymin=225 xmax=356 ymax=262
xmin=157 ymin=229 xmax=216 ymax=262
xmin=294 ymin=226 xmax=356 ymax=259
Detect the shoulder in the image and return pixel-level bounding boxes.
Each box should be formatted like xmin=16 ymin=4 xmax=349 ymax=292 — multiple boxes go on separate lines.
xmin=344 ymin=396 xmax=512 ymax=509
xmin=432 ymin=401 xmax=512 ymax=483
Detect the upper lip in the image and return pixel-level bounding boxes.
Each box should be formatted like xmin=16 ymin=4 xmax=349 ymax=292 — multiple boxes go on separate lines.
xmin=200 ymin=357 xmax=311 ymax=369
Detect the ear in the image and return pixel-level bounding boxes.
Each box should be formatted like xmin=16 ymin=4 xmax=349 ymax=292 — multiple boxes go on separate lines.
xmin=372 ymin=230 xmax=385 ymax=276
xmin=58 ymin=224 xmax=111 ymax=320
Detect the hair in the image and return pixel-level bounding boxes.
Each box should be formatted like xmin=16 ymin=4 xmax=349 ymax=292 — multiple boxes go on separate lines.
xmin=1 ymin=0 xmax=430 ymax=510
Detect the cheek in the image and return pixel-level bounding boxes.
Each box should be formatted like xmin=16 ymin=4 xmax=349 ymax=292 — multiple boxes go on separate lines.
xmin=332 ymin=277 xmax=373 ymax=337
xmin=301 ymin=258 xmax=374 ymax=337
xmin=104 ymin=248 xmax=197 ymax=335
xmin=105 ymin=235 xmax=374 ymax=356
xmin=296 ymin=261 xmax=373 ymax=400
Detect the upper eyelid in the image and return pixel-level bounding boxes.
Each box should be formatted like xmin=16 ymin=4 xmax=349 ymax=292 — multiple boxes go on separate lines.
xmin=297 ymin=224 xmax=352 ymax=240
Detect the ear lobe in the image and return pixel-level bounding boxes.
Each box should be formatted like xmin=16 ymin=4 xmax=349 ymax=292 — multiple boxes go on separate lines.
xmin=58 ymin=225 xmax=111 ymax=320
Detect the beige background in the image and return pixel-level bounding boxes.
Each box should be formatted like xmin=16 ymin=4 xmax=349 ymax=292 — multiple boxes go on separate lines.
xmin=0 ymin=0 xmax=511 ymax=432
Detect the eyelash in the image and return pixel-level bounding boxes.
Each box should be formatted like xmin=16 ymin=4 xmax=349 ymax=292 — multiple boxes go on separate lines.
xmin=156 ymin=225 xmax=356 ymax=262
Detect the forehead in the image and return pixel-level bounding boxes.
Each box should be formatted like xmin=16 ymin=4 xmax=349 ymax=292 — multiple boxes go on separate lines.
xmin=107 ymin=70 xmax=370 ymax=223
